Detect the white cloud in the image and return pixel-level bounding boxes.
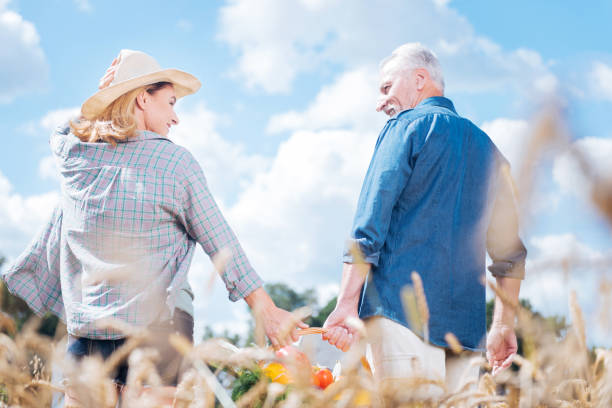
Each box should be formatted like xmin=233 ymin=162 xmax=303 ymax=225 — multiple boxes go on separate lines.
xmin=0 ymin=170 xmax=59 ymax=260
xmin=528 ymin=233 xmax=606 ymax=272
xmin=38 ymin=155 xmax=60 ymax=181
xmin=315 ymin=282 xmax=339 ymax=304
xmin=480 ymin=118 xmax=563 ymax=216
xmin=72 ymin=0 xmax=92 ymax=12
xmin=591 ymin=61 xmax=612 ymax=102
xmin=218 ymin=0 xmax=554 ymax=96
xmin=186 ymin=250 xmax=251 ymax=343
xmin=20 ymin=106 xmax=79 ymax=137
xmin=0 ymin=107 xmax=79 ymax=260
xmin=172 ymin=103 xmax=269 ymax=205
xmin=24 ymin=107 xmax=80 ymax=182
xmin=0 ymin=4 xmax=48 ymax=102
xmin=178 ymin=80 xmax=379 ymax=338
xmin=481 ymin=118 xmax=530 ymax=172
xmin=210 ymin=307 xmax=251 ymax=340
xmin=177 ymin=19 xmax=193 ymax=32
xmin=227 ymin=126 xmax=373 ymax=287
xmin=533 ymin=73 xmax=560 ymax=96
xmin=267 ymin=67 xmax=384 ymax=134
xmin=553 ymin=137 xmax=612 ymax=198
xmin=39 ymin=107 xmax=80 ymax=132
xmin=432 ymin=0 xmax=451 ymax=7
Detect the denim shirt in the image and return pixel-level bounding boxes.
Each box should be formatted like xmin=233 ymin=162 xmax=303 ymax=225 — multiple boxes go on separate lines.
xmin=344 ymin=97 xmax=526 ymax=351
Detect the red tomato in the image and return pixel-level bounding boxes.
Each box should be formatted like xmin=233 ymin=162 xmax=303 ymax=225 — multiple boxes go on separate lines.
xmin=315 ymin=368 xmax=334 ymax=389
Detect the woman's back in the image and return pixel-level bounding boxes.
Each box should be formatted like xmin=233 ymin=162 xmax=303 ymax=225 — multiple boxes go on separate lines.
xmin=53 ymin=127 xmax=198 ymax=339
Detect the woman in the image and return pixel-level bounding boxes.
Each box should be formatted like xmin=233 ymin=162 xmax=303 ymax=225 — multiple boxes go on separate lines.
xmin=3 ymin=49 xmax=305 ymax=404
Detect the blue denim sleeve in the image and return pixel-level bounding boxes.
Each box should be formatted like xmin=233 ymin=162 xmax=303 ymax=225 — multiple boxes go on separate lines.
xmin=486 ymin=162 xmax=527 ymax=279
xmin=344 ymin=118 xmax=419 ymax=266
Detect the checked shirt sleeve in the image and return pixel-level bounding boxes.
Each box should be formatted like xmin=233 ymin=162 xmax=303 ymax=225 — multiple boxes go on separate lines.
xmin=179 ymin=152 xmax=263 ymax=301
xmin=2 ymin=206 xmax=65 ymax=319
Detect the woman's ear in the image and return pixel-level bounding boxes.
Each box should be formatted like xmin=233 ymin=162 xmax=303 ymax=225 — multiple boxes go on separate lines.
xmin=135 ymin=90 xmax=148 ymax=111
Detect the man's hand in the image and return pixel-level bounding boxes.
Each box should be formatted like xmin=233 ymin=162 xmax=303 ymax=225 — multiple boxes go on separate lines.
xmin=321 ymin=262 xmax=370 ymax=352
xmin=244 ymin=287 xmax=308 ymax=348
xmin=487 ymin=276 xmax=521 ymax=376
xmin=322 ymin=303 xmax=359 ymax=352
xmin=487 ymin=322 xmax=517 ymax=376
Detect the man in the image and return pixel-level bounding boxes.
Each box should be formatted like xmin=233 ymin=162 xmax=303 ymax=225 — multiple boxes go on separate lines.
xmin=322 ymin=43 xmax=526 ymax=394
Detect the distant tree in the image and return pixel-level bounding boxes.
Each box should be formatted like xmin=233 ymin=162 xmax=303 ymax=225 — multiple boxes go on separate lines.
xmin=264 ymin=283 xmax=317 ymax=314
xmin=308 ymin=296 xmax=336 ymax=328
xmin=202 ymin=325 xmax=242 ymax=346
xmin=263 ymin=283 xmax=338 ymax=328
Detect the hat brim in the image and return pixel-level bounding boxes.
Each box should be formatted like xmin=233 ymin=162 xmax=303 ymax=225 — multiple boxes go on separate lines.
xmin=81 ymin=68 xmax=201 ymax=119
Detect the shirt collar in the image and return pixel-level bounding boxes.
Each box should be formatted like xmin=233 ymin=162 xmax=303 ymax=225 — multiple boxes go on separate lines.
xmin=127 ymin=130 xmax=172 ymax=143
xmin=396 ymin=96 xmax=457 ymax=119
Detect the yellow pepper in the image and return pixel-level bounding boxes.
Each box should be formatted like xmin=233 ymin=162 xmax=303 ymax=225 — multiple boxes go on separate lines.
xmin=262 ymin=362 xmax=290 ymax=384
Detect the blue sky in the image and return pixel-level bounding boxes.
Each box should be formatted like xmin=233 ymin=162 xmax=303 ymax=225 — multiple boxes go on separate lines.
xmin=1 ymin=0 xmax=611 ymax=346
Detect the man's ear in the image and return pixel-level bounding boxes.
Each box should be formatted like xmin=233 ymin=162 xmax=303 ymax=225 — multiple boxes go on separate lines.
xmin=414 ymin=68 xmax=429 ymax=91
xmin=135 ymin=90 xmax=148 ymax=111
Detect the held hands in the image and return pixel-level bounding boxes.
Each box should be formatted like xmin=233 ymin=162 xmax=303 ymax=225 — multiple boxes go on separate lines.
xmin=322 ymin=303 xmax=360 ymax=352
xmin=321 ymin=262 xmax=369 ymax=352
xmin=486 ymin=322 xmax=517 ymax=376
xmin=261 ymin=302 xmax=309 ymax=348
xmin=244 ymin=287 xmax=308 ymax=349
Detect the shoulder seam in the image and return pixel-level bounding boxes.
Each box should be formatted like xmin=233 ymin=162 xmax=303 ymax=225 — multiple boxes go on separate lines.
xmin=396 ymin=110 xmax=459 ymax=124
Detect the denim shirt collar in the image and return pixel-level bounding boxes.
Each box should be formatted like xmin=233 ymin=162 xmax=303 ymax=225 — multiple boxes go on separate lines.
xmin=396 ymin=96 xmax=457 ymax=119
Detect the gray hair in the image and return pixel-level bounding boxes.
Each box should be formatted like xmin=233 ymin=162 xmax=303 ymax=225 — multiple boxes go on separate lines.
xmin=380 ymin=43 xmax=445 ymax=93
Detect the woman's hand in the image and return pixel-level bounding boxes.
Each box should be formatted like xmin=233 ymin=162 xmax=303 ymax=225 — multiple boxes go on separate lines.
xmin=244 ymin=287 xmax=308 ymax=348
xmin=98 ymin=56 xmax=120 ymax=89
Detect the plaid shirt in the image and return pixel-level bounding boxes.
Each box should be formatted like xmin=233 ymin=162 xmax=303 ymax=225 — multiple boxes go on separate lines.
xmin=3 ymin=126 xmax=263 ymax=339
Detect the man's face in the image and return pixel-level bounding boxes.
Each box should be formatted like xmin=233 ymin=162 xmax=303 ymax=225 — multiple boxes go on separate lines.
xmin=376 ymin=60 xmax=418 ymax=117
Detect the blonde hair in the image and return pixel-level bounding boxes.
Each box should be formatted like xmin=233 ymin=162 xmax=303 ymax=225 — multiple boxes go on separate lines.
xmin=71 ymin=82 xmax=172 ymax=146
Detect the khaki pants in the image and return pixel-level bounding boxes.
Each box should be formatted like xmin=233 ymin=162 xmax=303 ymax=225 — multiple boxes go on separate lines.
xmin=366 ymin=316 xmax=481 ymax=401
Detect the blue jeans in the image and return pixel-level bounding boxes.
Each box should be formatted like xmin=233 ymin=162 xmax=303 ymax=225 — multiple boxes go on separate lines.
xmin=67 ymin=309 xmax=194 ymax=385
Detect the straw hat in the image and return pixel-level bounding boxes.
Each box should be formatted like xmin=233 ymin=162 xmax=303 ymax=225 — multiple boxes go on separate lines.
xmin=81 ymin=49 xmax=201 ymax=118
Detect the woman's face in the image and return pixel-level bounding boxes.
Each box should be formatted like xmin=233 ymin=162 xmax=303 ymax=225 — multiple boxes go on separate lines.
xmin=142 ymin=84 xmax=179 ymax=136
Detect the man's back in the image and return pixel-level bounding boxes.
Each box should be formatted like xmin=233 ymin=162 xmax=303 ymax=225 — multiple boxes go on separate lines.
xmin=348 ymin=96 xmax=523 ymax=350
